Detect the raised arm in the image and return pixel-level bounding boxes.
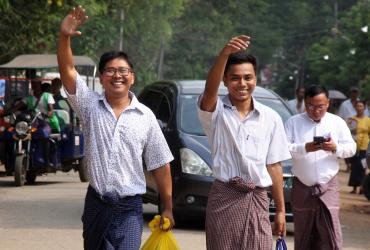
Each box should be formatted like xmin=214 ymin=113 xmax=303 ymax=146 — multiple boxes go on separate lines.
xmin=57 ymin=6 xmax=88 ymax=95
xmin=200 ymin=35 xmax=250 ymax=112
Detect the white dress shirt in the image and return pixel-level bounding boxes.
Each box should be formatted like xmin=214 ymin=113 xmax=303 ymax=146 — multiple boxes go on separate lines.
xmin=285 ymin=112 xmax=356 ymax=186
xmin=338 ymin=99 xmax=369 ymax=119
xmin=198 ymin=95 xmax=291 ymax=187
xmin=66 ymin=73 xmax=173 ymax=197
xmin=288 ymin=98 xmax=305 ymax=114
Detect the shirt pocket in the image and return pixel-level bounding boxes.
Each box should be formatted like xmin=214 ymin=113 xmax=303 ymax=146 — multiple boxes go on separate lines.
xmin=243 ymin=134 xmax=262 ymax=162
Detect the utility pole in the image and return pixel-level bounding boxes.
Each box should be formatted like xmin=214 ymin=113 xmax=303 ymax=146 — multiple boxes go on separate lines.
xmin=118 ymin=9 xmax=124 ymax=51
xmin=333 ymin=0 xmax=339 ymax=38
xmin=157 ymin=39 xmax=165 ymax=80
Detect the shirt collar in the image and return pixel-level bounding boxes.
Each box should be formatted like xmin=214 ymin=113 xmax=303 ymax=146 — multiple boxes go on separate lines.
xmin=221 ymin=95 xmax=261 ymax=116
xmin=303 ymin=112 xmax=328 ymax=124
xmin=98 ymin=91 xmax=144 ymax=114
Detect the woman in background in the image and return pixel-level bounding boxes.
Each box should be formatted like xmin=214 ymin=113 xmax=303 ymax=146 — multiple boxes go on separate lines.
xmin=348 ymin=100 xmax=370 ymax=194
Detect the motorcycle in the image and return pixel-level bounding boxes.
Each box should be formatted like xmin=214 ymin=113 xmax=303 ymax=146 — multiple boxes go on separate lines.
xmin=3 ymin=109 xmax=87 ymax=186
xmin=0 ymin=54 xmax=97 ymax=186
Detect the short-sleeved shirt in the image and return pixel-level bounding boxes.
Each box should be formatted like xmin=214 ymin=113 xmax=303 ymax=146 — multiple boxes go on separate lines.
xmin=66 ymin=73 xmax=174 ymax=197
xmin=23 ymin=92 xmax=55 ymax=115
xmin=287 ymin=98 xmax=305 ymax=114
xmin=338 ymin=99 xmax=369 ymax=119
xmin=197 ymin=95 xmax=291 ymax=187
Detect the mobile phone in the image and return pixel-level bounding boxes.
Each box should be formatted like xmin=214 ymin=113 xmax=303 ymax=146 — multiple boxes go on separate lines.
xmin=313 ymin=136 xmax=325 ymax=144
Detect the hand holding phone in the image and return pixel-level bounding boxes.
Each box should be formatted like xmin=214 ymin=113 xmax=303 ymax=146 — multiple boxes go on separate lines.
xmin=313 ymin=136 xmax=326 ymax=144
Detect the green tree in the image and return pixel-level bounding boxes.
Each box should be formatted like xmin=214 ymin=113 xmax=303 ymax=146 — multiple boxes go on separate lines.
xmin=307 ymin=0 xmax=370 ymax=98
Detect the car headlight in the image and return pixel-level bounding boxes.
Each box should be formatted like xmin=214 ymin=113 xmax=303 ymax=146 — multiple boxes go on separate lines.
xmin=15 ymin=121 xmax=29 ymax=135
xmin=180 ymin=148 xmax=213 ymax=177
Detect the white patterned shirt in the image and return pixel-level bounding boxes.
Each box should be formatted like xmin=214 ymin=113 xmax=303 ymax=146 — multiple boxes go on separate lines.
xmin=198 ymin=95 xmax=291 ymax=187
xmin=65 ymin=73 xmax=173 ymax=197
xmin=285 ymin=112 xmax=356 ymax=186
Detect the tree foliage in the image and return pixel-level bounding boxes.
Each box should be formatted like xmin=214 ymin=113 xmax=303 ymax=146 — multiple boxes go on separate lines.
xmin=307 ymin=0 xmax=370 ymax=99
xmin=0 ymin=0 xmax=367 ymax=99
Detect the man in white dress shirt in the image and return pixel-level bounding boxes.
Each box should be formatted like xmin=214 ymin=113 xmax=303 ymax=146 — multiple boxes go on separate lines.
xmin=287 ymin=86 xmax=305 ymax=114
xmin=285 ymin=84 xmax=356 ymax=250
xmin=58 ymin=6 xmax=174 ymax=250
xmin=198 ymin=35 xmax=291 ymax=250
xmin=338 ymin=86 xmax=369 ymax=119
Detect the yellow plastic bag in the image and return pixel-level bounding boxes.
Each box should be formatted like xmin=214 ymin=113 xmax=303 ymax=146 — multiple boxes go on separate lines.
xmin=141 ymin=215 xmax=180 ymax=250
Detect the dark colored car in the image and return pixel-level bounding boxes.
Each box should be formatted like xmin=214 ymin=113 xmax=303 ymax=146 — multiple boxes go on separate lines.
xmin=138 ymin=80 xmax=294 ymax=222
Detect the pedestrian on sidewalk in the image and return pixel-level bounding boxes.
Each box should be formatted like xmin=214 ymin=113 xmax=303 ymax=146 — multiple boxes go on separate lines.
xmin=347 ymin=100 xmax=370 ymax=194
xmin=285 ymin=84 xmax=356 ymax=250
xmin=287 ymin=86 xmax=306 ymax=114
xmin=198 ymin=35 xmax=291 ymax=250
xmin=57 ymin=6 xmax=174 ymax=250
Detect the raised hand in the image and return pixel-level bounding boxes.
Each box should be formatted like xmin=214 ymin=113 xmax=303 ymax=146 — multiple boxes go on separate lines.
xmin=60 ymin=5 xmax=88 ymax=37
xmin=222 ymin=35 xmax=251 ymax=56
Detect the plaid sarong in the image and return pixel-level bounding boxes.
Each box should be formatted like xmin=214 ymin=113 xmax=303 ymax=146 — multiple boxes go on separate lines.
xmin=292 ymin=176 xmax=342 ymax=250
xmin=82 ymin=185 xmax=143 ymax=250
xmin=206 ymin=177 xmax=272 ymax=250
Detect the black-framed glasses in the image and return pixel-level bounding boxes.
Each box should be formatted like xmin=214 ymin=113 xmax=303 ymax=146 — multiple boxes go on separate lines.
xmin=103 ymin=67 xmax=133 ymax=77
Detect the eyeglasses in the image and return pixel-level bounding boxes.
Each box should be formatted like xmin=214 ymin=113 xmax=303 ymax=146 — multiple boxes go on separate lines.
xmin=306 ymin=104 xmax=328 ymax=111
xmin=103 ymin=67 xmax=133 ymax=77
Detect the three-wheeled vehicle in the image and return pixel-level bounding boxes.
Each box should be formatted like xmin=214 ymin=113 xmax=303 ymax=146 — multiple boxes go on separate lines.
xmin=0 ymin=54 xmax=98 ymax=186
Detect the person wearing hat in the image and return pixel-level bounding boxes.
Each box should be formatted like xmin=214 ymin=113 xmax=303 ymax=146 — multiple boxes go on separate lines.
xmin=338 ymin=86 xmax=369 ymax=120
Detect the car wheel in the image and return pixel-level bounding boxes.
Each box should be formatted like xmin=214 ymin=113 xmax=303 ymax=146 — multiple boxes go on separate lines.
xmin=78 ymin=157 xmax=88 ymax=182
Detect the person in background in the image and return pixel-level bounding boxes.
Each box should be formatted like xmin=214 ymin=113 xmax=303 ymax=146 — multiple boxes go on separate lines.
xmin=51 ymin=77 xmax=68 ymax=110
xmin=51 ymin=77 xmax=71 ymax=129
xmin=338 ymin=86 xmax=369 ymax=172
xmin=347 ymin=100 xmax=370 ymax=194
xmin=288 ymin=86 xmax=305 ymax=114
xmin=338 ymin=86 xmax=369 ymax=120
xmin=58 ymin=6 xmax=174 ymax=250
xmin=198 ymin=35 xmax=291 ymax=249
xmin=285 ymin=84 xmax=356 ymax=250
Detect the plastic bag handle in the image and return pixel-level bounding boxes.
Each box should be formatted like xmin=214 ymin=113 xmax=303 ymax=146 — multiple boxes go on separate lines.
xmin=275 ymin=237 xmax=288 ymax=250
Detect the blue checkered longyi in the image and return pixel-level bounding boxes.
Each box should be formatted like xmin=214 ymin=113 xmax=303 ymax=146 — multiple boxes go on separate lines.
xmin=82 ymin=185 xmax=143 ymax=250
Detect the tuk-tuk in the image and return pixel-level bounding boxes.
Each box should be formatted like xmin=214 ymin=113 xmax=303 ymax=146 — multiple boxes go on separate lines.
xmin=0 ymin=54 xmax=98 ymax=186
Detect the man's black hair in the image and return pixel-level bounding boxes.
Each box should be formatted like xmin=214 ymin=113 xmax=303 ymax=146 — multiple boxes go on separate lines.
xmin=356 ymin=100 xmax=366 ymax=106
xmin=41 ymin=83 xmax=51 ymax=93
xmin=304 ymin=84 xmax=328 ymax=99
xmin=224 ymin=51 xmax=257 ymax=76
xmin=98 ymin=51 xmax=134 ymax=74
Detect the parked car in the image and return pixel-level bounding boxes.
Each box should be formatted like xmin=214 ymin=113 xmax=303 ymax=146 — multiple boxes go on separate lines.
xmin=138 ymin=80 xmax=294 ymax=222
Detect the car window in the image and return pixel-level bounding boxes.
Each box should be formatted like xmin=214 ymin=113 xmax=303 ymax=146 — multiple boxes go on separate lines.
xmin=179 ymin=94 xmax=292 ymax=135
xmin=180 ymin=95 xmax=204 ymax=135
xmin=256 ymin=98 xmax=292 ymax=123
xmin=140 ymin=89 xmax=171 ymax=124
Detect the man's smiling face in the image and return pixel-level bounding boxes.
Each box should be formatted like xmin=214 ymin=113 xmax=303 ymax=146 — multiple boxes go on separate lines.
xmin=223 ymin=63 xmax=257 ymax=104
xmin=100 ymin=58 xmax=135 ymax=99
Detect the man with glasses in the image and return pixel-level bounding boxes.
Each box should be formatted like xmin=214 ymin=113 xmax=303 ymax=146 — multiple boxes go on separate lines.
xmin=284 ymin=84 xmax=356 ymax=250
xmin=57 ymin=6 xmax=174 ymax=250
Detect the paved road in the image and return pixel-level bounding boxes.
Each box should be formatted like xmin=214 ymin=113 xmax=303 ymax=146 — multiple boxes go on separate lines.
xmin=0 ymin=170 xmax=292 ymax=250
xmin=0 ymin=165 xmax=369 ymax=250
